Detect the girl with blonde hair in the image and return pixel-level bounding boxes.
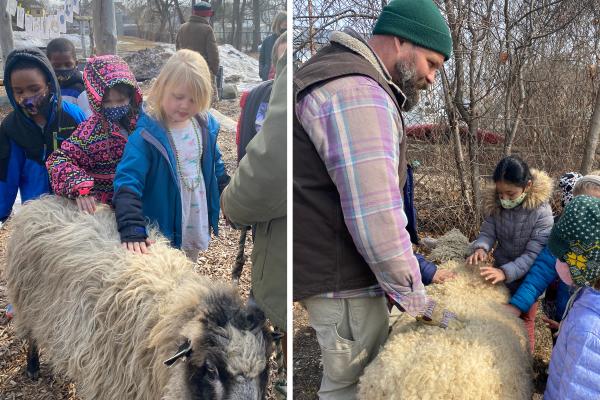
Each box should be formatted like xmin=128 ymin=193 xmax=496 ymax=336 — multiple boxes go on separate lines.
xmin=113 ymin=49 xmax=230 ymax=261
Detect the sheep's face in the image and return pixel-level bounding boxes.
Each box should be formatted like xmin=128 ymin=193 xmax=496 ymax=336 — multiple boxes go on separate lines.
xmin=165 ymin=290 xmax=272 ymax=400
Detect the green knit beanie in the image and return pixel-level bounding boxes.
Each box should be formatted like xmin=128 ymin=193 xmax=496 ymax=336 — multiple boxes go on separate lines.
xmin=548 ymin=195 xmax=600 ymax=286
xmin=372 ymin=0 xmax=453 ymax=61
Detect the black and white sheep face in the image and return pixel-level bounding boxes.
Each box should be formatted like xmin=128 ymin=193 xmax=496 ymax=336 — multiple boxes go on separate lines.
xmin=165 ymin=293 xmax=272 ymax=400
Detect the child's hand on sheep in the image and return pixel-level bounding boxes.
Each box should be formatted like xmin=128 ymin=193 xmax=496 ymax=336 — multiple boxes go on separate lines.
xmin=467 ymin=248 xmax=488 ymax=265
xmin=479 ymin=266 xmax=506 ymax=284
xmin=76 ymin=195 xmax=97 ymax=214
xmin=432 ymin=269 xmax=456 ymax=284
xmin=122 ymin=239 xmax=154 ymax=254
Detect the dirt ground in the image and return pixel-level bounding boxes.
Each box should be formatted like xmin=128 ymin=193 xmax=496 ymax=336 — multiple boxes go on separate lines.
xmin=0 ymin=98 xmax=281 ymax=399
xmin=293 ymin=249 xmax=554 ymax=400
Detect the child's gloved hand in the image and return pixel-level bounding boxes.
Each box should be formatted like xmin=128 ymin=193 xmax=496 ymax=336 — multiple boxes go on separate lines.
xmin=467 ymin=248 xmax=488 ymax=265
xmin=416 ymin=301 xmax=465 ymax=330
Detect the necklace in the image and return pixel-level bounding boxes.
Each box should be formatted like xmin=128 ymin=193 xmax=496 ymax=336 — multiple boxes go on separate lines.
xmin=169 ymin=118 xmax=203 ymax=191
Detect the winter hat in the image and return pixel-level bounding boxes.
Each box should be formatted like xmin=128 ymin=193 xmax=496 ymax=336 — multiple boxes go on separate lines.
xmin=558 ymin=171 xmax=583 ymax=207
xmin=372 ymin=0 xmax=453 ymax=60
xmin=548 ymin=195 xmax=600 ymax=286
xmin=193 ymin=1 xmax=214 ymax=16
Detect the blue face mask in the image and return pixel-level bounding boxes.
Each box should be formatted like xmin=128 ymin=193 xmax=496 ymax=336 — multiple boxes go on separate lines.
xmin=102 ymin=104 xmax=130 ymax=122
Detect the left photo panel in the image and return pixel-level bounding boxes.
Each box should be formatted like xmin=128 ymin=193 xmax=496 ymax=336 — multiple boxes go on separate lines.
xmin=0 ymin=0 xmax=288 ymax=398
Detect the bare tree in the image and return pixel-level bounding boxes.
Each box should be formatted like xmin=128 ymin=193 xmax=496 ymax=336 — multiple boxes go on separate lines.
xmin=0 ymin=0 xmax=14 ymax=61
xmin=93 ymin=0 xmax=117 ymax=55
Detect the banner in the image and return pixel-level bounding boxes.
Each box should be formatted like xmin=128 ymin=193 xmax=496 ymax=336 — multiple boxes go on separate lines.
xmin=72 ymin=0 xmax=79 ymax=14
xmin=7 ymin=0 xmax=17 ymax=16
xmin=64 ymin=0 xmax=73 ymax=23
xmin=48 ymin=15 xmax=60 ymax=36
xmin=16 ymin=6 xmax=24 ymax=29
xmin=58 ymin=10 xmax=66 ymax=33
xmin=25 ymin=13 xmax=33 ymax=34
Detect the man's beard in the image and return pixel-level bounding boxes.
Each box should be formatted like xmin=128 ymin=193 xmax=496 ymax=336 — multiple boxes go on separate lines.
xmin=393 ymin=60 xmax=428 ymax=112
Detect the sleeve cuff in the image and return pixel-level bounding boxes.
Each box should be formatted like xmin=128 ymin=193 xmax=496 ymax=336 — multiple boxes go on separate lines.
xmin=119 ymin=225 xmax=148 ymax=242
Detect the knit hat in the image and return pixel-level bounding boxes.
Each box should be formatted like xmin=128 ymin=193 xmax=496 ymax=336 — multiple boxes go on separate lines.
xmin=558 ymin=171 xmax=583 ymax=207
xmin=372 ymin=0 xmax=453 ymax=60
xmin=193 ymin=1 xmax=214 ymax=16
xmin=548 ymin=195 xmax=600 ymax=286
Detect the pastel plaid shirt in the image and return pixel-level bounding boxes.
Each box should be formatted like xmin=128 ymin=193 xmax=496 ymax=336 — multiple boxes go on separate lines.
xmin=295 ymin=74 xmax=433 ymax=317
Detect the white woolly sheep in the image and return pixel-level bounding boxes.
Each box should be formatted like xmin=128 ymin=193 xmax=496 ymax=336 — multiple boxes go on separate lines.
xmin=4 ymin=195 xmax=272 ymax=400
xmin=357 ymin=232 xmax=534 ymax=400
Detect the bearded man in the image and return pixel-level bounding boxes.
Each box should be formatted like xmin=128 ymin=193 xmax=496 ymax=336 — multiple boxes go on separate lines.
xmin=293 ymin=0 xmax=462 ymax=398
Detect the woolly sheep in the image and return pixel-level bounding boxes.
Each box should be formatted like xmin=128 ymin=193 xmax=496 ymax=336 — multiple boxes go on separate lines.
xmin=357 ymin=232 xmax=533 ymax=400
xmin=4 ymin=195 xmax=272 ymax=400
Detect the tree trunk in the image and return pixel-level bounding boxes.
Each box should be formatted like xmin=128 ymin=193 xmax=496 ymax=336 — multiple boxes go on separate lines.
xmin=0 ymin=0 xmax=14 ymax=61
xmin=230 ymin=0 xmax=240 ymax=45
xmin=581 ymin=86 xmax=600 ymax=174
xmin=504 ymin=64 xmax=525 ymax=156
xmin=441 ymin=69 xmax=469 ymax=205
xmin=174 ymin=0 xmax=185 ymax=24
xmin=251 ymin=0 xmax=260 ymax=51
xmin=93 ymin=0 xmax=117 ymax=55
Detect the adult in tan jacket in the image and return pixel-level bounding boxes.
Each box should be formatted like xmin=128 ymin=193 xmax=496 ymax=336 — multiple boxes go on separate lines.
xmin=175 ymin=1 xmax=220 ymax=77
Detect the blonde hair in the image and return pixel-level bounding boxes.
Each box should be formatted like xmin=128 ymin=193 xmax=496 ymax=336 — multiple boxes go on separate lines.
xmin=271 ymin=32 xmax=287 ymax=67
xmin=146 ymin=49 xmax=212 ymax=122
xmin=271 ymin=11 xmax=287 ymax=35
xmin=573 ymin=174 xmax=600 ymax=196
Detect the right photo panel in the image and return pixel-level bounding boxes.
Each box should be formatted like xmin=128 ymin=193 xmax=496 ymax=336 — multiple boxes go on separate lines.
xmin=293 ymin=0 xmax=600 ymax=399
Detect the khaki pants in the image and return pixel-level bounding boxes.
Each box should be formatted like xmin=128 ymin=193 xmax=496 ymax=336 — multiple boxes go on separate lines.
xmin=302 ymin=296 xmax=389 ymax=400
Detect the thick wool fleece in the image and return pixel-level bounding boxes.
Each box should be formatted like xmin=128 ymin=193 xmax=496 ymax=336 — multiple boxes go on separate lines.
xmin=358 ymin=259 xmax=533 ymax=400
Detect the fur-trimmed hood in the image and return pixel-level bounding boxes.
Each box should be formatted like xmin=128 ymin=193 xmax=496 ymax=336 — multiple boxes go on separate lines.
xmin=483 ymin=168 xmax=553 ymax=215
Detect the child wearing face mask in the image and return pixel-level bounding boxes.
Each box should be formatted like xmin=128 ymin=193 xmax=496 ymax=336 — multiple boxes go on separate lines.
xmin=466 ymin=156 xmax=554 ymax=352
xmin=113 ymin=50 xmax=229 ymax=261
xmin=46 ymin=38 xmax=89 ymax=116
xmin=46 ymin=55 xmax=142 ymax=213
xmin=0 ymin=47 xmax=86 ymax=223
xmin=543 ymin=194 xmax=600 ymax=400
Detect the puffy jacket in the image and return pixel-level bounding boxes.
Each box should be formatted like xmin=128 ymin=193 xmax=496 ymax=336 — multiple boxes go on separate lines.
xmin=113 ymin=108 xmax=229 ymax=248
xmin=47 ymin=55 xmax=143 ymax=204
xmin=0 ymin=47 xmax=85 ymax=221
xmin=544 ymin=287 xmax=600 ymax=399
xmin=509 ymin=246 xmax=572 ymax=320
xmin=471 ymin=169 xmax=554 ymax=292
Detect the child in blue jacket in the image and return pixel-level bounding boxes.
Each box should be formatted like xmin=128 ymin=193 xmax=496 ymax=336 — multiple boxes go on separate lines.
xmin=507 ymin=173 xmax=600 ymax=342
xmin=0 ymin=47 xmax=85 ymax=222
xmin=113 ymin=50 xmax=229 ymax=261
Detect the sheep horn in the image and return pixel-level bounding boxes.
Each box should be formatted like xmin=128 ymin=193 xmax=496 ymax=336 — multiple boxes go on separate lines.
xmin=163 ymin=339 xmax=193 ymax=367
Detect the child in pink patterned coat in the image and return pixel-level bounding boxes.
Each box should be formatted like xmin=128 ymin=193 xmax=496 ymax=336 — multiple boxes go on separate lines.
xmin=46 ymin=55 xmax=142 ymax=213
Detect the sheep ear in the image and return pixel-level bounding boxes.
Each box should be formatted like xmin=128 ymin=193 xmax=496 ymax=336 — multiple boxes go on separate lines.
xmin=163 ymin=339 xmax=193 ymax=367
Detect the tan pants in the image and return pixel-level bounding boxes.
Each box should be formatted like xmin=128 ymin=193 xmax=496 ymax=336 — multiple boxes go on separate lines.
xmin=302 ymin=296 xmax=389 ymax=400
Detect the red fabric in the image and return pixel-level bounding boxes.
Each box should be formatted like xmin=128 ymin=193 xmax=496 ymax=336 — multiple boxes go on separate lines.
xmin=520 ymin=302 xmax=538 ymax=354
xmin=268 ymin=65 xmax=276 ymax=80
xmin=236 ymin=91 xmax=249 ymax=148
